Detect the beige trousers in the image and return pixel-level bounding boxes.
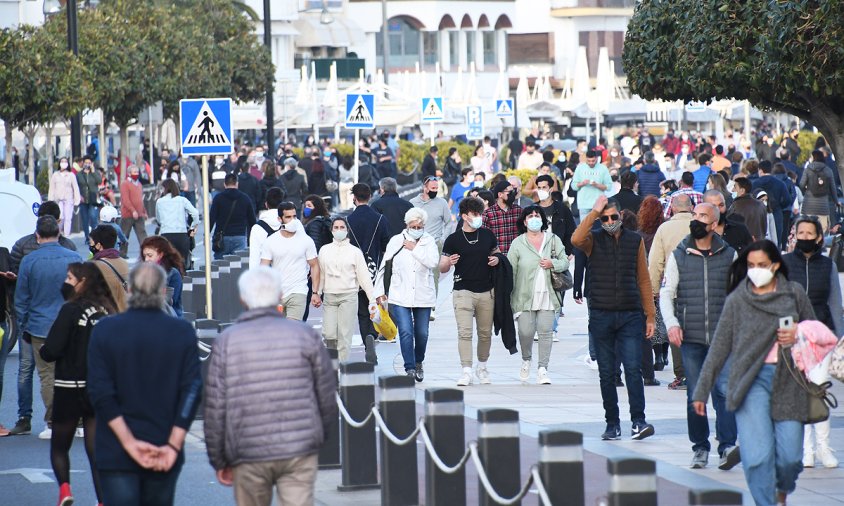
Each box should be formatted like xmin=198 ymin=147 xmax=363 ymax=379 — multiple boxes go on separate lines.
xmin=282 ymin=293 xmax=307 ymax=321
xmin=31 ymin=337 xmax=55 ymax=423
xmin=233 ymin=453 xmax=318 ymax=506
xmin=453 ymin=289 xmax=494 ymax=368
xmin=322 ymin=292 xmax=359 ymax=361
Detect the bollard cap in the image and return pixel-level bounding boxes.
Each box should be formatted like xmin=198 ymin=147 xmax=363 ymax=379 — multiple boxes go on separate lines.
xmin=379 ymin=375 xmax=415 ymax=389
xmin=424 ymin=388 xmax=463 ymax=403
xmin=688 ymin=489 xmax=743 ymax=505
xmin=538 ymin=430 xmax=582 ymax=447
xmin=477 ymin=408 xmax=519 ymax=424
xmin=339 ymin=362 xmax=375 ymax=375
xmin=195 ymin=318 xmax=221 ymax=330
xmin=606 ymin=457 xmax=656 ymax=475
xmin=218 ymin=322 xmax=235 ymax=332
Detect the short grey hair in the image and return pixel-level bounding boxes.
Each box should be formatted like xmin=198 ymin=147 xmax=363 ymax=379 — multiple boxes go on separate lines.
xmin=379 ymin=177 xmax=397 ymax=193
xmin=283 ymin=157 xmax=298 ymax=169
xmin=128 ymin=262 xmax=167 ymax=310
xmin=695 ymin=202 xmax=720 ymax=223
xmin=404 ymin=207 xmax=428 ymax=226
xmin=703 ymin=189 xmax=726 ymax=206
xmin=671 ymin=193 xmax=693 ymax=212
xmin=238 ymin=267 xmax=283 ymax=309
xmin=507 ymin=176 xmax=522 ymax=189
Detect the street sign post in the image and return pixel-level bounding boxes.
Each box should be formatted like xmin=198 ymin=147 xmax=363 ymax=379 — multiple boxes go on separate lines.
xmin=345 ymin=93 xmax=376 ymax=184
xmin=179 ymin=97 xmax=235 ymax=319
xmin=421 ymin=97 xmax=443 ymax=146
xmin=466 ymin=105 xmax=484 ymax=141
xmin=495 ymin=98 xmax=514 ymax=118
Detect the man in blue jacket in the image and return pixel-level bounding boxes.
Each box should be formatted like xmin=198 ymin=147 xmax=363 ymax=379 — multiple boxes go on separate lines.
xmin=751 ymin=160 xmax=791 ymax=250
xmin=637 ymin=151 xmax=666 ymax=197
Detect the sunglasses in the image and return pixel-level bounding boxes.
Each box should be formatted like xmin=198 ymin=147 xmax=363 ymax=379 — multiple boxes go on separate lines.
xmin=600 ymin=214 xmax=620 ymax=223
xmin=424 ymin=176 xmax=440 ymax=183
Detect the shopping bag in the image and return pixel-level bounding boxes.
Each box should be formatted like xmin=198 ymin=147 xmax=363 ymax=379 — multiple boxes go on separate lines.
xmin=372 ymin=304 xmax=397 ymax=341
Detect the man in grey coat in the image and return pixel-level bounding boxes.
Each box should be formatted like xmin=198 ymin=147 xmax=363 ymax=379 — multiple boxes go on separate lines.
xmin=204 ymin=267 xmax=336 ymax=505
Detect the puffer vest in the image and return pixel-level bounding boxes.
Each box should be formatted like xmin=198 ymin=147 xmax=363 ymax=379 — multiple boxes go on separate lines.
xmin=783 ymin=251 xmax=833 ymax=330
xmin=589 ymin=228 xmax=643 ymax=311
xmin=672 ymin=236 xmax=734 ymax=345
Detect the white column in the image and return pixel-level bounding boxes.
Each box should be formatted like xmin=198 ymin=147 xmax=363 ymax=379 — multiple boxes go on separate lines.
xmin=457 ymin=30 xmax=468 ymax=71
xmin=496 ymin=30 xmax=507 ymax=70
xmin=474 ymin=30 xmax=485 ymax=71
xmin=440 ymin=31 xmax=451 ymax=70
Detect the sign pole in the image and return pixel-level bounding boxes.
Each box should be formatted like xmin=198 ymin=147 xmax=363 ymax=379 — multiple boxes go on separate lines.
xmin=353 ymin=128 xmax=360 ymax=184
xmin=201 ymin=155 xmax=213 ymax=319
xmin=430 ymin=122 xmax=435 ymax=147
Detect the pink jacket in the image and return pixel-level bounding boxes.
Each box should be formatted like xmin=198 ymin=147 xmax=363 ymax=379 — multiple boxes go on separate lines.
xmin=48 ymin=170 xmax=81 ymax=205
xmin=793 ymin=320 xmax=840 ymax=374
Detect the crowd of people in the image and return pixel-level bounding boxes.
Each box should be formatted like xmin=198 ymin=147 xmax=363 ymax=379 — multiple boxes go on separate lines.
xmin=0 ymin=124 xmax=841 ymax=506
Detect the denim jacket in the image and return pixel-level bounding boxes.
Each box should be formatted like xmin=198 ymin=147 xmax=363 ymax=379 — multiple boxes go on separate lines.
xmin=15 ymin=242 xmax=82 ymax=337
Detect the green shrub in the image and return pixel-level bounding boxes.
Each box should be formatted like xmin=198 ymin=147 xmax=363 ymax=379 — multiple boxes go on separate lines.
xmin=37 ymin=167 xmax=50 ymax=196
xmin=774 ymin=131 xmax=821 ymax=166
xmin=503 ymin=168 xmax=538 ymax=188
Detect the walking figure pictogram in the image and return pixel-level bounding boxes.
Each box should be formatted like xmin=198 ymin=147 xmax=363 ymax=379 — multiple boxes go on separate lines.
xmin=198 ymin=111 xmax=214 ymax=143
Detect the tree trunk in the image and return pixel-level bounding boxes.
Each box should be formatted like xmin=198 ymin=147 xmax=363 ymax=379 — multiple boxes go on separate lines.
xmin=806 ymin=107 xmax=844 ymax=187
xmin=26 ymin=130 xmax=35 ymax=184
xmin=119 ymin=123 xmax=129 ymax=182
xmin=3 ymin=122 xmax=12 ymax=171
xmin=45 ymin=123 xmax=54 ymax=174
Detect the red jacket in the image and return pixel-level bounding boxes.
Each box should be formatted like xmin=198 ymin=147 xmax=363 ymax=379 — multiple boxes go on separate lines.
xmin=119 ymin=179 xmax=147 ymax=218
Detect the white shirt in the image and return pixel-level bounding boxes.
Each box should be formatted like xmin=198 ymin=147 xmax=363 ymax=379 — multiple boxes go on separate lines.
xmin=260 ymin=229 xmax=317 ymax=295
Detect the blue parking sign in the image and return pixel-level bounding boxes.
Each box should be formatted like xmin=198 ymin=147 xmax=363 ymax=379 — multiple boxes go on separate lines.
xmin=466 ymin=106 xmax=483 ymax=140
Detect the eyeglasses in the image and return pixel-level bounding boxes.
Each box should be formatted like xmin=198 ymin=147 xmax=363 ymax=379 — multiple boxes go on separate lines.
xmin=600 ymin=214 xmax=620 ymax=223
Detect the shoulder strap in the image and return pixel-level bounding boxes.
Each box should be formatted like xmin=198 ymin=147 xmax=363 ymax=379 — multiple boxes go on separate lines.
xmin=96 ymin=258 xmax=127 ymax=288
xmin=366 ymin=215 xmax=383 ymax=255
xmin=257 ymin=220 xmax=276 ymax=236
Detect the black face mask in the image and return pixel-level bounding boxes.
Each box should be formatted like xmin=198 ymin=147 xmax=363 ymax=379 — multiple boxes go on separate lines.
xmin=689 ymin=220 xmax=710 ymax=240
xmin=427 ymin=191 xmax=438 ymax=200
xmin=611 ymin=175 xmax=619 ymax=182
xmin=795 ymin=239 xmax=820 ymax=254
xmin=89 ymin=244 xmax=99 ymax=256
xmin=718 ymin=213 xmax=726 ymax=225
xmin=505 ymin=190 xmax=516 ymax=205
xmin=60 ymin=282 xmax=75 ymax=300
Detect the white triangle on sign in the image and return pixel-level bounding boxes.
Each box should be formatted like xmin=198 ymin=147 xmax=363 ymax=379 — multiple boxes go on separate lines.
xmin=497 ymin=100 xmax=512 ymax=115
xmin=347 ymin=95 xmax=373 ymax=124
xmin=423 ymin=99 xmax=443 ymax=119
xmin=183 ymin=102 xmax=231 ymax=147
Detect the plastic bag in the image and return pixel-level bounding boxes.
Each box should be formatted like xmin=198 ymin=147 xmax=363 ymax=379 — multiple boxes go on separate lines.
xmin=371 ymin=304 xmax=397 ymax=341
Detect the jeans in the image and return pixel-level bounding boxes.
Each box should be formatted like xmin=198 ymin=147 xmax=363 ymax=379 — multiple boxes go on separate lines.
xmin=79 ymin=203 xmax=100 ymax=240
xmin=100 ymin=468 xmax=181 ymax=506
xmin=181 ymin=190 xmax=196 ymax=208
xmin=0 ymin=322 xmax=8 ymax=405
xmin=17 ymin=335 xmax=34 ymax=419
xmin=589 ymin=309 xmax=647 ymax=425
xmin=214 ymin=235 xmax=246 ymax=260
xmin=391 ymin=305 xmax=432 ymax=372
xmin=681 ymin=343 xmax=737 ymax=455
xmin=735 ymin=365 xmax=803 ymax=506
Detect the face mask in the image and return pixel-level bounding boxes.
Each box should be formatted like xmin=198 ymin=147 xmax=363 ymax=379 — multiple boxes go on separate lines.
xmin=282 ymin=219 xmax=300 ymax=231
xmin=610 ymin=151 xmax=618 ymax=157
xmin=60 ymin=161 xmax=69 ymax=170
xmin=333 ymin=230 xmax=348 ymax=241
xmin=129 ymin=174 xmax=139 ymax=181
xmin=60 ymin=282 xmax=75 ymax=300
xmin=537 ymin=190 xmax=550 ymax=201
xmin=730 ymin=191 xmax=738 ymax=199
xmin=427 ymin=190 xmax=438 ymax=200
xmin=303 ymin=207 xmax=313 ymax=218
xmin=407 ymin=228 xmax=424 ymax=240
xmin=746 ymin=267 xmax=775 ymax=288
xmin=469 ymin=216 xmax=483 ymax=229
xmin=611 ymin=175 xmax=619 ymax=182
xmin=505 ymin=190 xmax=516 ymax=205
xmin=89 ymin=244 xmax=99 ymax=256
xmin=526 ymin=217 xmax=543 ymax=232
xmin=602 ymin=221 xmax=622 ymax=235
xmin=689 ymin=220 xmax=710 ymax=240
xmin=795 ymin=239 xmax=820 ymax=254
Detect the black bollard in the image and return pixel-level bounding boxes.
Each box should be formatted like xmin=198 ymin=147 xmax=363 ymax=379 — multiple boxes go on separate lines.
xmin=318 ymin=348 xmax=341 ymax=470
xmin=688 ymin=489 xmax=743 ymax=505
xmin=223 ymin=255 xmax=243 ymax=317
xmin=185 ymin=270 xmax=207 ymax=318
xmin=212 ymin=259 xmax=232 ymax=322
xmin=538 ymin=430 xmax=584 ymax=506
xmin=209 ymin=261 xmax=224 ymax=322
xmin=379 ymin=375 xmax=418 ymax=506
xmin=607 ymin=457 xmax=657 ymax=506
xmin=194 ymin=319 xmax=219 ymax=421
xmin=338 ymin=362 xmax=379 ymax=491
xmin=182 ymin=312 xmax=196 ymax=325
xmin=181 ymin=275 xmax=194 ymax=319
xmin=424 ymin=388 xmax=466 ymax=506
xmin=477 ymin=409 xmax=521 ymax=506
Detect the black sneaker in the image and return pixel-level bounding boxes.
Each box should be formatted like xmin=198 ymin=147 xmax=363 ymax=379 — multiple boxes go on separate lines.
xmin=364 ymin=334 xmax=378 ymax=365
xmin=615 ymin=375 xmax=624 ymax=387
xmin=631 ymin=421 xmax=655 ymax=440
xmin=414 ymin=363 xmax=424 ymax=383
xmin=8 ymin=417 xmax=31 ymax=436
xmin=601 ymin=424 xmax=621 ymax=441
xmin=718 ymin=445 xmax=741 ymax=470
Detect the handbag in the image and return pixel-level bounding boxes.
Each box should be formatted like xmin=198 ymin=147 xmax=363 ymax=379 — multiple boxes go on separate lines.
xmin=212 ymin=199 xmax=238 ymax=253
xmin=549 ymin=237 xmax=573 ymax=291
xmin=781 ymin=347 xmax=838 ymax=424
xmin=829 ymin=337 xmax=844 ymax=383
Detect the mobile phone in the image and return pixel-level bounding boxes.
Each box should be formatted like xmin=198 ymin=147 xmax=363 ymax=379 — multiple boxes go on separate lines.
xmin=779 ymin=316 xmax=794 ymax=329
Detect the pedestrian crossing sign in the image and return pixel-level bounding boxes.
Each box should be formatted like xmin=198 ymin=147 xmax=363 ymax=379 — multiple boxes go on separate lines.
xmin=421 ymin=97 xmax=444 ymax=122
xmin=496 ymin=98 xmax=514 ymax=118
xmin=179 ymin=98 xmax=233 ymax=155
xmin=345 ymin=93 xmax=375 ymax=128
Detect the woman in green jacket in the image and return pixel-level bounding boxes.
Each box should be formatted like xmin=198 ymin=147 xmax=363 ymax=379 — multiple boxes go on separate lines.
xmin=507 ymin=205 xmax=570 ymax=384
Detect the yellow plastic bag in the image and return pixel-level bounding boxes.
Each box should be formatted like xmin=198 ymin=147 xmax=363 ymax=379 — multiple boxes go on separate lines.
xmin=372 ymin=305 xmax=397 ymax=342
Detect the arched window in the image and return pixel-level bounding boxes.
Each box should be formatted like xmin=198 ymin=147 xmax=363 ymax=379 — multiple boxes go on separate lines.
xmin=376 ymin=17 xmax=422 ymax=69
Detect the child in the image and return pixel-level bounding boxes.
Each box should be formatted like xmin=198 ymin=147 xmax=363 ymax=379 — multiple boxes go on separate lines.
xmin=98 ymin=205 xmax=129 ymax=255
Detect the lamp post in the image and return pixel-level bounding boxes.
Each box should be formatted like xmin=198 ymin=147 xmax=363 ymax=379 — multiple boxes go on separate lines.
xmin=381 ymin=0 xmax=389 ymax=84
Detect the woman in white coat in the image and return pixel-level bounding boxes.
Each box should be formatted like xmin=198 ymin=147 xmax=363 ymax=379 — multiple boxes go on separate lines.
xmin=48 ymin=157 xmax=81 ymax=237
xmin=375 ymin=208 xmax=439 ymax=381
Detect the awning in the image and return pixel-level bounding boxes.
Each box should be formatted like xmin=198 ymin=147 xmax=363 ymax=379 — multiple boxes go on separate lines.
xmin=293 ymin=16 xmax=366 ymax=48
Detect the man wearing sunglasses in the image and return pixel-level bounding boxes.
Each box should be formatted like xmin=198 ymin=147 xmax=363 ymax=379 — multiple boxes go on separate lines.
xmin=572 ymin=195 xmax=657 ymax=442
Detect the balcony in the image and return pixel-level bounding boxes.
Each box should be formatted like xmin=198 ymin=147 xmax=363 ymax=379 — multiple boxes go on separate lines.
xmin=294 ymin=57 xmax=366 ymax=80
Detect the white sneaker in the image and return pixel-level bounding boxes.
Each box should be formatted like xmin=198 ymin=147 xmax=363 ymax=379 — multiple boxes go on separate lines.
xmin=537 ymin=367 xmax=551 ymax=385
xmin=475 ymin=363 xmax=491 ymax=384
xmin=583 ymin=356 xmax=599 ymax=370
xmin=456 ymin=367 xmax=473 ymax=386
xmin=38 ymin=427 xmax=52 ymax=440
xmin=75 ymin=427 xmax=84 ymax=438
xmin=818 ymin=446 xmax=839 ymax=468
xmin=519 ymin=360 xmax=530 ymax=382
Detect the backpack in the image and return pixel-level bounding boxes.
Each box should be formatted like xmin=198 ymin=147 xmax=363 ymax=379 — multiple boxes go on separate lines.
xmin=256 ymin=220 xmax=278 ymax=238
xmin=807 ymin=168 xmax=830 ymax=197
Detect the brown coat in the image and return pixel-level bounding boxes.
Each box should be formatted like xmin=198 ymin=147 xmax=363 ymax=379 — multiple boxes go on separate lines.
xmin=94 ymin=257 xmax=130 ymax=312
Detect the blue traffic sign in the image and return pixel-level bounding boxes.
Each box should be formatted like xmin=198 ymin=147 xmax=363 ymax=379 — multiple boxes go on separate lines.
xmin=496 ymin=98 xmax=514 ymax=118
xmin=345 ymin=93 xmax=375 ymax=128
xmin=466 ymin=105 xmax=484 ymax=140
xmin=179 ymin=98 xmax=234 ymax=156
xmin=421 ymin=97 xmax=444 ymax=122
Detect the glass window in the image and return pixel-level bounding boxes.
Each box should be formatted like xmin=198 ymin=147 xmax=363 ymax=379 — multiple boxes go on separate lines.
xmin=483 ymin=31 xmax=496 ymax=66
xmin=423 ymin=32 xmax=438 ymax=66
xmin=465 ymin=31 xmax=475 ymax=66
xmin=376 ymin=18 xmax=421 ymax=69
xmin=449 ymin=31 xmax=459 ymax=67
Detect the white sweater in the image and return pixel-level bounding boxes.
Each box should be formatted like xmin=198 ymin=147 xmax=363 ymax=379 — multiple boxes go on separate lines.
xmin=317 ymin=238 xmax=374 ymax=301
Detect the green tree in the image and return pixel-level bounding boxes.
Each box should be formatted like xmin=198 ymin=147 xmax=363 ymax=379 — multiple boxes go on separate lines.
xmin=623 ymin=0 xmax=844 ymax=179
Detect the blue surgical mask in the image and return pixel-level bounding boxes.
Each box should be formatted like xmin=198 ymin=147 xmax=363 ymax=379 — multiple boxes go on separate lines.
xmin=527 ymin=217 xmax=542 ymax=232
xmin=303 ymin=207 xmax=313 ymax=218
xmin=470 ymin=216 xmax=483 ymax=229
xmin=407 ymin=228 xmax=424 ymax=240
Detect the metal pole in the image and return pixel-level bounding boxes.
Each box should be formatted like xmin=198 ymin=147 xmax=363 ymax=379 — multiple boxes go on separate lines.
xmin=381 ymin=0 xmax=389 ymax=85
xmin=378 ymin=375 xmax=418 ymax=506
xmin=353 ymin=128 xmax=360 ymax=184
xmin=67 ymin=0 xmax=82 ymax=160
xmin=99 ymin=113 xmax=106 ymax=170
xmin=477 ymin=409 xmax=520 ymax=506
xmin=264 ymin=0 xmax=273 ymax=147
xmin=149 ymin=107 xmax=154 ymax=183
xmin=430 ymin=122 xmax=435 ymax=147
xmin=201 ymin=155 xmax=213 ymax=319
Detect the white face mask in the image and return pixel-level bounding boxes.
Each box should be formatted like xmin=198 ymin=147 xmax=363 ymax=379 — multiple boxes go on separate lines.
xmin=469 ymin=216 xmax=483 ymax=229
xmin=537 ymin=190 xmax=550 ymax=202
xmin=281 ymin=218 xmax=300 ymax=232
xmin=747 ymin=267 xmax=775 ymax=288
xmin=332 ymin=230 xmax=347 ymax=241
xmin=407 ymin=228 xmax=424 ymax=240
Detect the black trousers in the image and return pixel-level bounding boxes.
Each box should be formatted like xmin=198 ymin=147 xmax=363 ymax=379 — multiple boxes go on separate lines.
xmin=357 ymin=289 xmax=376 ymax=343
